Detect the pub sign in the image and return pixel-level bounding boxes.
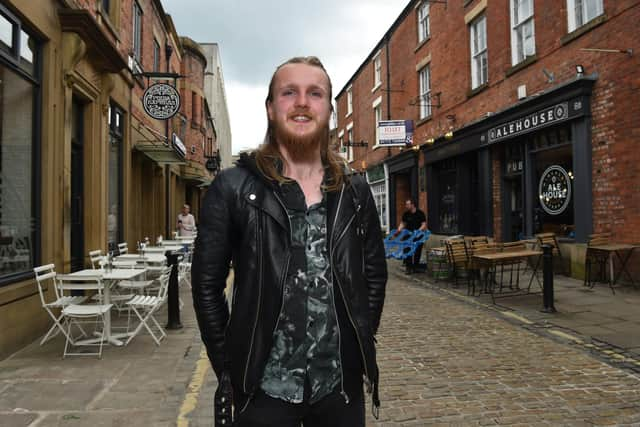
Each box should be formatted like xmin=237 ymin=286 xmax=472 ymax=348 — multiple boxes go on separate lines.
xmin=538 ymin=165 xmax=572 ymax=215
xmin=143 ymin=83 xmax=181 ymax=120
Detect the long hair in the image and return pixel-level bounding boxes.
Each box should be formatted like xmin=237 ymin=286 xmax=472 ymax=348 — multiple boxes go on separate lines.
xmin=255 ymin=56 xmax=346 ymax=191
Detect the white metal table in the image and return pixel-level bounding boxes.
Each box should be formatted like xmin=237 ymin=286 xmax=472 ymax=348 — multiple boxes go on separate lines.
xmin=60 ymin=268 xmax=147 ymax=346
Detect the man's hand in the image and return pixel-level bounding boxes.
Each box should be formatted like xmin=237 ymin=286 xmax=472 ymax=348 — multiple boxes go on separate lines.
xmin=214 ymin=371 xmax=233 ymax=426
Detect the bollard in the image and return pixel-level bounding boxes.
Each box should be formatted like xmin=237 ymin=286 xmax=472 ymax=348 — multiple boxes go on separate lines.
xmin=166 ymin=250 xmax=183 ymax=329
xmin=541 ymin=244 xmax=557 ymax=313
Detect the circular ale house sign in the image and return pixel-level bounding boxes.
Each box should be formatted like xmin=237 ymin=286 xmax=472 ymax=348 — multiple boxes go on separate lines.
xmin=142 ymin=83 xmax=181 ymax=120
xmin=538 ymin=165 xmax=572 ymax=215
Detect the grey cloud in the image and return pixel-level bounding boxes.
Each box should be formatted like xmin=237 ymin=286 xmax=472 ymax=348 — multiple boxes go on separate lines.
xmin=162 ymin=0 xmax=405 ymax=88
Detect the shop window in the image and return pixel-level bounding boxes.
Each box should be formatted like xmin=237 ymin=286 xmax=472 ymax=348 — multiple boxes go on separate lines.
xmin=107 ymin=104 xmax=123 ymax=251
xmin=370 ymin=180 xmax=388 ymax=232
xmin=0 ymin=9 xmax=40 ymax=284
xmin=533 ymin=144 xmax=574 ymax=238
xmin=438 ymin=159 xmax=458 ymax=234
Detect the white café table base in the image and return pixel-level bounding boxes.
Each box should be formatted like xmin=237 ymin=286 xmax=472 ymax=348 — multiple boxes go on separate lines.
xmin=63 ymin=268 xmax=147 ymax=346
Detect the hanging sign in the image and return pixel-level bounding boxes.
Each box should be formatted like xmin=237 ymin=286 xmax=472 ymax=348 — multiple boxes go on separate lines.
xmin=142 ymin=83 xmax=181 ymax=120
xmin=538 ymin=165 xmax=571 ymax=215
xmin=376 ymin=120 xmax=414 ymax=147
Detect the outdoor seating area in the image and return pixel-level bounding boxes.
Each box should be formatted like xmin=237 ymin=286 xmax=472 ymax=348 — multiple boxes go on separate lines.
xmin=32 ymin=236 xmax=195 ymax=358
xmin=408 ymin=231 xmax=640 ymax=304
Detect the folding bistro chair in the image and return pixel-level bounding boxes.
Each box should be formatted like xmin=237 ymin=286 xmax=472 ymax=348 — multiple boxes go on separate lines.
xmin=89 ymin=249 xmax=103 ymax=269
xmin=117 ymin=242 xmax=128 ymax=255
xmin=56 ymin=274 xmax=113 ymax=358
xmin=34 ymin=264 xmax=87 ymax=345
xmin=125 ymin=266 xmax=172 ymax=346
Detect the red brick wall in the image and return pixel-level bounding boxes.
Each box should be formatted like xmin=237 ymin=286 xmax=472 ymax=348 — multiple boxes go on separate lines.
xmin=395 ymin=174 xmax=411 ymax=228
xmin=336 ymin=0 xmax=640 ymax=244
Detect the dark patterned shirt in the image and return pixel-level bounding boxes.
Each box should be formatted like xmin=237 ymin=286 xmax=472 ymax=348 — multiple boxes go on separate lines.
xmin=260 ymin=180 xmax=341 ymax=404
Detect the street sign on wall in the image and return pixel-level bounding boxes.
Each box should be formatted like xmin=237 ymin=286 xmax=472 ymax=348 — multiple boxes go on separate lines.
xmin=376 ymin=120 xmax=414 ymax=148
xmin=142 ymin=83 xmax=181 ymax=120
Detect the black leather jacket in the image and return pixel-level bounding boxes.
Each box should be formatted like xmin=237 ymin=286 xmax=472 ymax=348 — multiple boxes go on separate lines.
xmin=192 ymin=154 xmax=387 ymax=413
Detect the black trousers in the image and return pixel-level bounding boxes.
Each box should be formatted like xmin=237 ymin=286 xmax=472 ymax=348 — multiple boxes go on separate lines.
xmin=233 ymin=388 xmax=365 ymax=427
xmin=403 ymin=243 xmax=423 ymax=271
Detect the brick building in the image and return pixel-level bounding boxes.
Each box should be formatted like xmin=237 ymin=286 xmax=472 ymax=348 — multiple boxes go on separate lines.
xmin=335 ymin=0 xmax=639 ymax=277
xmin=0 ymin=0 xmax=228 ymax=358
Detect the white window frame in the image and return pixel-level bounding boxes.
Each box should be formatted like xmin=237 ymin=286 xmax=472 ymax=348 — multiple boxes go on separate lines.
xmin=417 ymin=2 xmax=430 ymax=43
xmin=567 ymin=0 xmax=603 ymax=32
xmin=373 ymin=96 xmax=382 ymax=145
xmin=510 ymin=0 xmax=535 ymax=65
xmin=369 ymin=180 xmax=388 ymax=232
xmin=346 ymin=85 xmax=353 ymax=116
xmin=470 ymin=15 xmax=488 ymax=90
xmin=346 ymin=123 xmax=354 ymax=162
xmin=373 ymin=53 xmax=382 ymax=89
xmin=132 ymin=1 xmax=143 ymax=62
xmin=418 ymin=65 xmax=431 ymax=119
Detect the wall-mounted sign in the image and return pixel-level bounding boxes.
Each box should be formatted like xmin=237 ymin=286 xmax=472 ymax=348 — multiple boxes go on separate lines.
xmin=343 ymin=140 xmax=368 ymax=147
xmin=172 ymin=133 xmax=186 ymax=158
xmin=142 ymin=83 xmax=181 ymax=120
xmin=376 ymin=120 xmax=414 ymax=147
xmin=538 ymin=165 xmax=571 ymax=215
xmin=485 ymin=102 xmax=582 ymax=144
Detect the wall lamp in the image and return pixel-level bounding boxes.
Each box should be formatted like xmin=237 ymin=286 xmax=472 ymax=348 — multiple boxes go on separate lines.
xmin=426 ymin=137 xmax=435 ymax=145
xmin=444 ymin=130 xmax=454 ymax=139
xmin=575 ymin=64 xmax=585 ymax=77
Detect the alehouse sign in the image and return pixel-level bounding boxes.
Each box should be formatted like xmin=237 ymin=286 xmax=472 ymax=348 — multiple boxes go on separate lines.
xmin=142 ymin=83 xmax=181 ymax=120
xmin=538 ymin=165 xmax=572 ymax=215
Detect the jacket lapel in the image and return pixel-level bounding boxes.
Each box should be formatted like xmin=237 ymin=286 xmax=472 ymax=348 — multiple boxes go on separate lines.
xmin=244 ymin=184 xmax=289 ymax=231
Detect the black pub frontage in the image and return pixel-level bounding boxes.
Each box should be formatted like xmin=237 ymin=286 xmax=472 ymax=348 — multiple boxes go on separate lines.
xmin=422 ymin=77 xmax=596 ymax=259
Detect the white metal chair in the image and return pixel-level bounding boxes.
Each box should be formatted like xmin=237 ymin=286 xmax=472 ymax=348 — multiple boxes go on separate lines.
xmin=125 ymin=266 xmax=172 ymax=346
xmin=89 ymin=249 xmax=103 ymax=269
xmin=117 ymin=242 xmax=128 ymax=255
xmin=56 ymin=274 xmax=113 ymax=358
xmin=34 ymin=264 xmax=87 ymax=345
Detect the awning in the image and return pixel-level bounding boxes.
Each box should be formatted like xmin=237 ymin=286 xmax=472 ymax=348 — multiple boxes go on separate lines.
xmin=180 ymin=160 xmax=211 ymax=182
xmin=132 ymin=124 xmax=186 ymax=165
xmin=134 ymin=143 xmax=186 ymax=165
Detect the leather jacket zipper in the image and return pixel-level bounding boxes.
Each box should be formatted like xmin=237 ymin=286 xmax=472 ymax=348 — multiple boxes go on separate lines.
xmin=243 ymin=210 xmax=263 ymax=393
xmin=330 ymin=196 xmax=371 ymax=390
xmin=330 ymin=184 xmax=349 ymax=403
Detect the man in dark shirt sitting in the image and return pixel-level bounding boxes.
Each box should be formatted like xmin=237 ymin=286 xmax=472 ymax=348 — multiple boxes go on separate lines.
xmin=395 ymin=199 xmax=427 ymax=273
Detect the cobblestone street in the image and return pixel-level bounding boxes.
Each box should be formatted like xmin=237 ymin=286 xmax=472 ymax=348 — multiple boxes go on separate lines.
xmin=2 ymin=266 xmax=640 ymax=426
xmin=366 ymin=267 xmax=640 ymax=426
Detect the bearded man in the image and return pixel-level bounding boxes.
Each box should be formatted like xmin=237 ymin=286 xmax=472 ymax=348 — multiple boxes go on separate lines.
xmin=192 ymin=56 xmax=387 ymax=427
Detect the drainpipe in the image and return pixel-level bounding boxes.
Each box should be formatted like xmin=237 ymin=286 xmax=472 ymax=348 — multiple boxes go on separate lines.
xmin=164 ymin=44 xmax=173 ymax=239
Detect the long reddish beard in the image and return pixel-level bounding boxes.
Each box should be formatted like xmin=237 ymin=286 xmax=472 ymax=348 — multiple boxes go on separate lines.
xmin=271 ymin=114 xmax=329 ymax=162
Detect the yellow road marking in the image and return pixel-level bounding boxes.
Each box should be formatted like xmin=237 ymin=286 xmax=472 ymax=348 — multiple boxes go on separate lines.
xmin=500 ymin=311 xmax=534 ymax=325
xmin=548 ymin=329 xmax=583 ymax=343
xmin=177 ymin=347 xmax=210 ymax=427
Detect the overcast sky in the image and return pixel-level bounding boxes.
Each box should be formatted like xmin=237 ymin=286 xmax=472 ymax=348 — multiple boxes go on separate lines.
xmin=162 ymin=0 xmax=409 ymax=154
